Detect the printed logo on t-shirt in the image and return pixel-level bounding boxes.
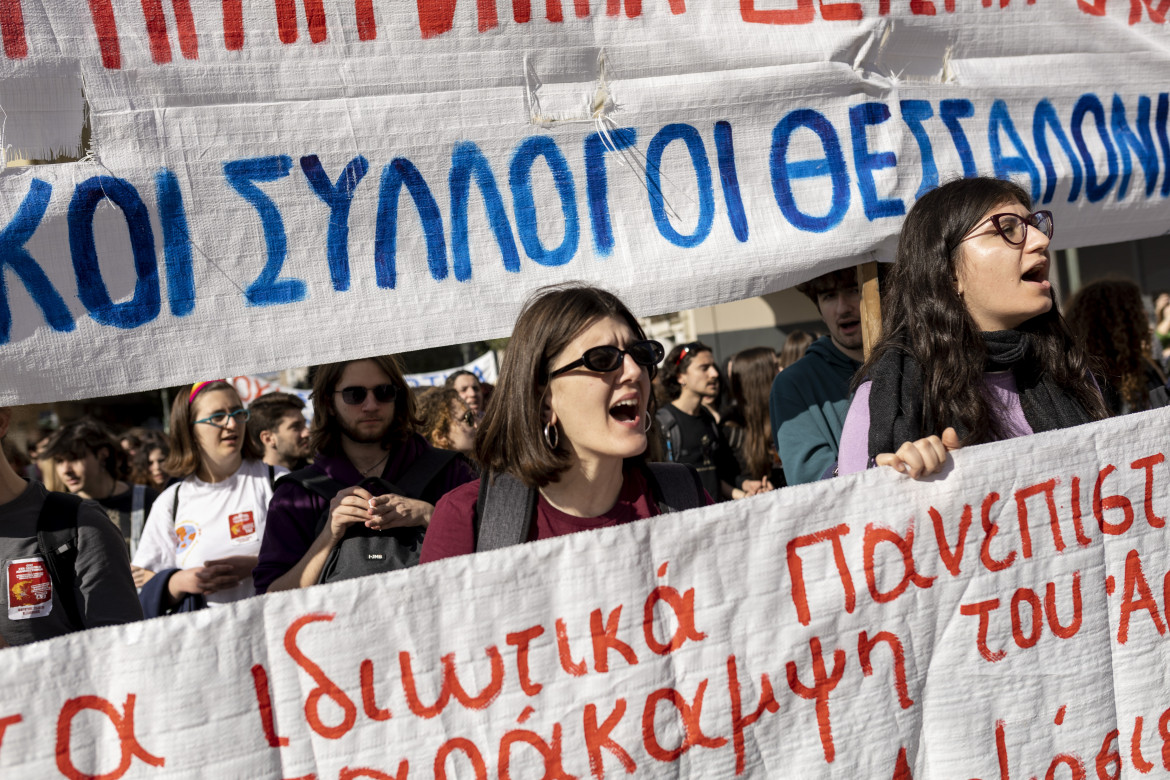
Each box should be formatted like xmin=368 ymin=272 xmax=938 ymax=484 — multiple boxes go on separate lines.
xmin=228 ymin=511 xmax=256 ymax=542
xmin=7 ymin=557 xmax=52 ymax=620
xmin=175 ymin=523 xmax=200 ymax=555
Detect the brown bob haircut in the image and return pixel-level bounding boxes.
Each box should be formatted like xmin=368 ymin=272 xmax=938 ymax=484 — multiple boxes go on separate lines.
xmin=475 ymin=282 xmax=655 ymax=488
xmin=308 ymin=355 xmax=419 ymax=456
xmin=165 ymin=381 xmax=262 ymax=478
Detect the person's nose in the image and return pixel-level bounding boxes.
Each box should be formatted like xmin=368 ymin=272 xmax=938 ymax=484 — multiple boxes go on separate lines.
xmin=1026 ymin=221 xmax=1050 ymax=254
xmin=618 ymin=352 xmax=643 ymax=383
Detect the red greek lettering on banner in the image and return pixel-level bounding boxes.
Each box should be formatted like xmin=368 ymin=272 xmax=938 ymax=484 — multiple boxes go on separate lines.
xmin=786 ymin=523 xmax=855 ymax=626
xmin=583 ymin=698 xmax=635 ymax=779
xmin=55 ymin=694 xmax=165 ymax=780
xmin=786 ymin=636 xmax=846 ymax=764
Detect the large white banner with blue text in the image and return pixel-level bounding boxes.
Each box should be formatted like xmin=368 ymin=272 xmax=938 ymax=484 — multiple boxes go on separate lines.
xmin=0 ymin=405 xmax=1167 ymax=777
xmin=2 ymin=1 xmax=1169 ymax=403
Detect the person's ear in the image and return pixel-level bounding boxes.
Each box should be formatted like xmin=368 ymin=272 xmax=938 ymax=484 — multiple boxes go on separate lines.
xmin=259 ymin=429 xmax=275 ymax=449
xmin=539 ymin=386 xmax=556 ymax=426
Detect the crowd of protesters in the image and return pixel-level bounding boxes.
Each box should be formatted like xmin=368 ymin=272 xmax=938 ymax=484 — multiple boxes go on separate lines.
xmin=3 ymin=175 xmax=1170 ymax=648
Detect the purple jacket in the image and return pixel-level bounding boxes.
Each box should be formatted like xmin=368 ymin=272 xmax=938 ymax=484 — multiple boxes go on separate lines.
xmin=253 ymin=434 xmax=475 ymax=593
xmin=838 ymin=373 xmax=1033 ymax=475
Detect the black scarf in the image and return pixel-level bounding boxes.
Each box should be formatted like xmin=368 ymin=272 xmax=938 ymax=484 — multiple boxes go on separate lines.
xmin=867 ymin=330 xmax=1096 ymax=460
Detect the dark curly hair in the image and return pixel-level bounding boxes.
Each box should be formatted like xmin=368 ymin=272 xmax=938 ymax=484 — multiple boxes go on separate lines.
xmin=1066 ymin=278 xmax=1166 ymax=413
xmin=660 ymin=342 xmax=714 ymax=401
xmin=857 ymin=176 xmax=1106 ymax=444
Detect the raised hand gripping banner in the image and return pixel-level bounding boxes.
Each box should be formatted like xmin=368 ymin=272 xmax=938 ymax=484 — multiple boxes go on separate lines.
xmin=3 ymin=1 xmax=1170 ymax=403
xmin=1 ymin=406 xmax=1168 ymax=778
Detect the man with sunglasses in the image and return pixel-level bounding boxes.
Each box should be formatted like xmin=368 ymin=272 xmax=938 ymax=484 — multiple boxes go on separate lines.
xmin=770 ymin=268 xmax=867 ymax=485
xmin=254 ymin=357 xmax=475 ymax=594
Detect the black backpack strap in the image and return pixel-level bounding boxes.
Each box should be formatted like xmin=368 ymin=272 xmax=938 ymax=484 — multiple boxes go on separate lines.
xmin=656 ymin=406 xmax=682 ymax=462
xmin=474 ymin=471 xmax=537 ymax=552
xmin=277 ymin=467 xmax=349 ymax=502
xmin=36 ymin=491 xmax=85 ymax=631
xmin=391 ymin=445 xmax=459 ymax=501
xmin=277 ymin=468 xmax=350 ymax=539
xmin=267 ymin=464 xmax=276 ymax=488
xmin=646 ymin=462 xmax=705 ymax=514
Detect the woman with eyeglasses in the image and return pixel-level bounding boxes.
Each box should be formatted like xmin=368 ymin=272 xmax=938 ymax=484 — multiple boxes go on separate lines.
xmin=837 ymin=177 xmax=1106 ymax=478
xmin=133 ymin=381 xmax=283 ymax=611
xmin=418 ymin=388 xmax=478 ymax=460
xmin=420 ymin=283 xmax=710 ymax=563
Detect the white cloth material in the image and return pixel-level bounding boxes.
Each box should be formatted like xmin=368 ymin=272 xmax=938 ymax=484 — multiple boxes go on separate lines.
xmin=132 ymin=459 xmax=285 ymax=605
xmin=2 ymin=407 xmax=1167 ymax=777
xmin=3 ymin=4 xmax=1170 ymax=404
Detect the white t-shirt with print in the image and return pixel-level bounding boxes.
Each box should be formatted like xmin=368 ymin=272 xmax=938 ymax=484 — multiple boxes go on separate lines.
xmin=133 ymin=459 xmax=286 ymax=605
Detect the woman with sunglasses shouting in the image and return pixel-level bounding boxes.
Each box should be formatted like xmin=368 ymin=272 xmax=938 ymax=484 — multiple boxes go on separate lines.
xmin=837 ymin=177 xmax=1105 ymax=479
xmin=421 ymin=284 xmax=710 ymax=563
xmin=133 ymin=381 xmax=283 ymax=613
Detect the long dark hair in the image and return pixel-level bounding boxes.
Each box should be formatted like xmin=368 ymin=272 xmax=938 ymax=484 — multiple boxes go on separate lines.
xmin=858 ymin=177 xmax=1106 ymax=444
xmin=726 ymin=347 xmax=778 ymax=478
xmin=1066 ymin=278 xmax=1166 ymax=413
xmin=308 ymin=356 xmax=418 ymax=456
xmin=476 ymin=283 xmax=655 ymax=487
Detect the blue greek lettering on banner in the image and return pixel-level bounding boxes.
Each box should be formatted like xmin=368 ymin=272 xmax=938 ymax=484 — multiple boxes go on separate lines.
xmin=1109 ymin=95 xmax=1159 ymax=200
xmin=899 ymin=100 xmax=938 ymax=201
xmin=1032 ymin=100 xmax=1083 ymax=204
xmin=155 ymin=168 xmax=195 ymax=316
xmin=1071 ymin=93 xmax=1118 ymax=204
xmin=770 ymin=109 xmax=850 ymax=233
xmin=714 ymin=121 xmax=749 ymax=242
xmin=1157 ymin=94 xmax=1170 ymax=198
xmin=374 ymin=157 xmax=448 ymax=289
xmin=940 ymin=99 xmax=977 ymax=179
xmin=509 ymin=135 xmax=579 ymax=267
xmin=646 ymin=123 xmax=715 ymax=248
xmin=584 ymin=127 xmax=636 ymax=258
xmin=223 ymin=155 xmax=306 ymax=306
xmin=0 ymin=178 xmax=74 ymax=344
xmin=301 ymin=154 xmax=370 ymax=292
xmin=67 ymin=176 xmax=161 ymax=330
xmin=988 ymin=100 xmax=1040 ymax=202
xmin=449 ymin=141 xmax=520 ymax=281
xmin=849 ymin=102 xmax=904 ymax=221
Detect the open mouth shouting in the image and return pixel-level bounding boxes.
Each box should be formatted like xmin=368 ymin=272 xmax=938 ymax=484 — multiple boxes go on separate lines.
xmin=609 ymin=395 xmax=643 ymax=428
xmin=1021 ymin=258 xmax=1050 ymax=290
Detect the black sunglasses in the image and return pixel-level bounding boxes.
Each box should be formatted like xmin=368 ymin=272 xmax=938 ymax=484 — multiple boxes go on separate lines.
xmin=335 ymin=384 xmax=397 ymax=405
xmin=548 ymin=340 xmax=665 ymax=379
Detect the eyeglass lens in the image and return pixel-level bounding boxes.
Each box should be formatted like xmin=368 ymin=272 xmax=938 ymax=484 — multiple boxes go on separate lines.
xmin=206 ymin=409 xmax=248 ymax=425
xmin=339 ymin=384 xmax=396 ymax=405
xmin=584 ymin=341 xmax=662 ymax=371
xmin=994 ymin=211 xmax=1053 ymax=245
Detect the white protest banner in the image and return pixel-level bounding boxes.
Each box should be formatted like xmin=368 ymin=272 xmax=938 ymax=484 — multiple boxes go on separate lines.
xmin=2 ymin=3 xmax=1170 ymax=404
xmin=231 ymin=374 xmax=312 ymax=407
xmin=405 ymin=351 xmax=499 ymax=388
xmin=1 ymin=406 xmax=1167 ymax=778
